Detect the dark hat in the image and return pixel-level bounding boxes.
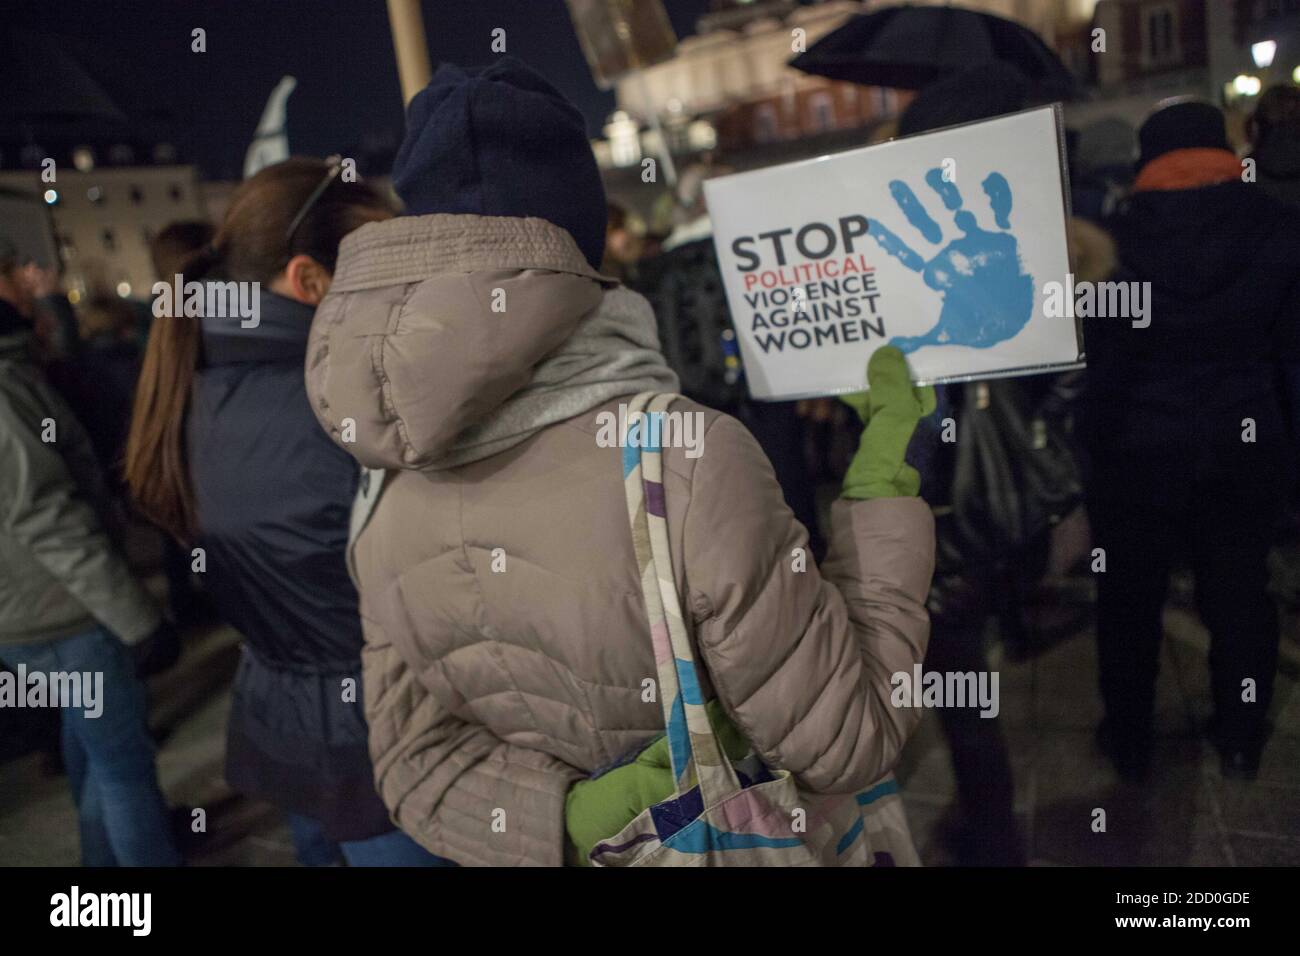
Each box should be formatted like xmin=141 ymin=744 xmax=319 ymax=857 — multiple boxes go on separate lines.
xmin=392 ymin=56 xmax=608 ymax=270
xmin=1137 ymin=100 xmax=1229 ymax=169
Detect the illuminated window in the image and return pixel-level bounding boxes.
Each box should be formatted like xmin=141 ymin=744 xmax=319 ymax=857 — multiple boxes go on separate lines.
xmin=1142 ymin=3 xmax=1180 ymax=68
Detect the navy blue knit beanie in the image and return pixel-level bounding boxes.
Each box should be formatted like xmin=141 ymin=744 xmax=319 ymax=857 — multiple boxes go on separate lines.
xmin=392 ymin=57 xmax=608 ymax=270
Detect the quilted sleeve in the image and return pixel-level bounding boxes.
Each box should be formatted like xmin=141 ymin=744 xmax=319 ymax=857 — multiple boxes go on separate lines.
xmin=362 ymin=615 xmax=584 ymax=866
xmin=683 ymin=414 xmax=935 ymax=794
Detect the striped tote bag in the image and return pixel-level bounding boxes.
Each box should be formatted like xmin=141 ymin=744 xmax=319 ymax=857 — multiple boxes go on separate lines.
xmin=589 ymin=391 xmax=920 ymax=867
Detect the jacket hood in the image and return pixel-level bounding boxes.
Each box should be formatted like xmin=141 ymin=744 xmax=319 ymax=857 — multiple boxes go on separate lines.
xmin=307 ymin=214 xmax=676 ymax=472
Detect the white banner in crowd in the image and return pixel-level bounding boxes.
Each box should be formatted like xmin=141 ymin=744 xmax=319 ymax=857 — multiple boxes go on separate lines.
xmin=703 ymin=105 xmax=1082 ymax=400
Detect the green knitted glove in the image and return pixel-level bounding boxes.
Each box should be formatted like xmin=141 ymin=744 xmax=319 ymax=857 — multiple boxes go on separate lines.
xmin=565 ymin=701 xmax=749 ymax=865
xmin=840 ymin=346 xmax=936 ymax=500
xmin=565 ymin=734 xmax=674 ymax=867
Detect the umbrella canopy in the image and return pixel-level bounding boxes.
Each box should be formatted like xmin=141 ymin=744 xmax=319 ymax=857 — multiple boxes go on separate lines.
xmin=0 ymin=30 xmax=128 ymax=126
xmin=790 ymin=4 xmax=1077 ymax=99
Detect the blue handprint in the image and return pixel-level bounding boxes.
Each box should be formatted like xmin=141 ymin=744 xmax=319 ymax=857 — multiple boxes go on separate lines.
xmin=868 ymin=168 xmax=1033 ymax=354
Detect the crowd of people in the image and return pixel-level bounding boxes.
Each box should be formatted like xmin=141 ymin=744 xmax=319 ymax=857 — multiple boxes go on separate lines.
xmin=1 ymin=57 xmax=1297 ymax=867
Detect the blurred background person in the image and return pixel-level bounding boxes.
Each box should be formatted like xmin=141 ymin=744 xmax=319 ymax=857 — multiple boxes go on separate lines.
xmin=1069 ymin=118 xmax=1138 ymax=223
xmin=1247 ymin=85 xmax=1300 ymax=209
xmin=124 ymin=159 xmax=451 ymax=867
xmin=599 ymin=201 xmax=644 ymax=283
xmin=880 ymin=62 xmax=1106 ymax=865
xmin=1085 ymin=101 xmax=1300 ymax=781
xmin=0 ymin=238 xmax=180 ymax=867
xmin=46 ymin=295 xmax=144 ymax=488
xmin=18 ymin=261 xmax=80 ymax=363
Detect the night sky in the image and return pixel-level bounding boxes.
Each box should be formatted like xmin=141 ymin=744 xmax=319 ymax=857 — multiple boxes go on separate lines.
xmin=7 ymin=0 xmax=716 ymax=180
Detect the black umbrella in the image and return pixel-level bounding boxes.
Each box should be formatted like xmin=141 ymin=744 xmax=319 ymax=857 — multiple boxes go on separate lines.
xmin=0 ymin=30 xmax=128 ymax=125
xmin=790 ymin=4 xmax=1077 ymax=99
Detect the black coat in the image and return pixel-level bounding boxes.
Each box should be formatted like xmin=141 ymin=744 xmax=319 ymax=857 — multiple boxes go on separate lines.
xmin=1084 ymin=181 xmax=1300 ymax=509
xmin=187 ymin=291 xmax=390 ymax=841
xmin=1252 ymin=129 xmax=1300 ymax=210
xmin=46 ymin=338 xmax=141 ymax=484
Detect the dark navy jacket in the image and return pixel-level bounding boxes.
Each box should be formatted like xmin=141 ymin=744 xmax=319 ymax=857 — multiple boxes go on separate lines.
xmin=1083 ymin=181 xmax=1300 ymax=509
xmin=188 ymin=290 xmax=391 ymax=840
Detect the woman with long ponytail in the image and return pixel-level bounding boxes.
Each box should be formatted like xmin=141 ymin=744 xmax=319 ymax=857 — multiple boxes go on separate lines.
xmin=125 ymin=158 xmax=452 ymax=866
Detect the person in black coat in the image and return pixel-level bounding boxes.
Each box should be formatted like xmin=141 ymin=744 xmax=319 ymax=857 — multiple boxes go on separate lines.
xmin=188 ymin=289 xmax=399 ymax=861
xmin=1085 ymin=101 xmax=1300 ymax=780
xmin=1248 ymin=85 xmax=1300 ymax=209
xmin=125 ymin=159 xmax=452 ymax=865
xmin=45 ymin=296 xmax=143 ymax=486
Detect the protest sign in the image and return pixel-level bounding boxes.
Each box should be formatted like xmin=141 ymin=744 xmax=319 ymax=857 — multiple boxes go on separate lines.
xmin=703 ymin=105 xmax=1081 ymax=400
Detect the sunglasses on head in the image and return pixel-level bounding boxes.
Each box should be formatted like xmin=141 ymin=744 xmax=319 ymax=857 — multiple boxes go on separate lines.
xmin=284 ymin=156 xmax=344 ymax=244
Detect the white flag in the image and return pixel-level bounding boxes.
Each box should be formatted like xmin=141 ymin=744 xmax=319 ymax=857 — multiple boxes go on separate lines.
xmin=243 ymin=75 xmax=298 ymax=179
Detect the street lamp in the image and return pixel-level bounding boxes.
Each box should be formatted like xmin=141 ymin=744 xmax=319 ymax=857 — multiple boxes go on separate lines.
xmin=1232 ymin=74 xmax=1262 ymax=97
xmin=1251 ymin=40 xmax=1276 ymax=69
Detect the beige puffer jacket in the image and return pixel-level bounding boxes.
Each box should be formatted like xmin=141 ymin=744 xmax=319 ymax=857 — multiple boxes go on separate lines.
xmin=305 ymin=214 xmax=935 ymax=866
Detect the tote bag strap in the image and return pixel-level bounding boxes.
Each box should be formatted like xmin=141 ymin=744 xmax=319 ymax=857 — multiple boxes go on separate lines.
xmin=621 ymin=392 xmax=741 ymax=808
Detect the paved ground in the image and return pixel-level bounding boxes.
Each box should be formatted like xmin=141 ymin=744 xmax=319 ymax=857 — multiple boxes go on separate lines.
xmin=2 ymin=573 xmax=1297 ymax=867
xmin=901 ymin=597 xmax=1300 ymax=866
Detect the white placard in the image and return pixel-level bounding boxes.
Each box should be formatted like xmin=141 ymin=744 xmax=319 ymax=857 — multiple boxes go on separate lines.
xmin=703 ymin=106 xmax=1081 ymax=400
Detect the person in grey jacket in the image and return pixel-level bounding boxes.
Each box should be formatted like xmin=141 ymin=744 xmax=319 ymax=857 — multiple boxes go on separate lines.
xmin=0 ymin=242 xmax=180 ymax=866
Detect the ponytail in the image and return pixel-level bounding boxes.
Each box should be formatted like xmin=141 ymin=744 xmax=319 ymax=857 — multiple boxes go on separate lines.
xmin=124 ymin=297 xmax=202 ymax=541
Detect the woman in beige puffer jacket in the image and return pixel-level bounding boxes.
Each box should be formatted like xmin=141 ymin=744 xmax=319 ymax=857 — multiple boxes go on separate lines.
xmin=304 ymin=60 xmax=935 ymax=867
